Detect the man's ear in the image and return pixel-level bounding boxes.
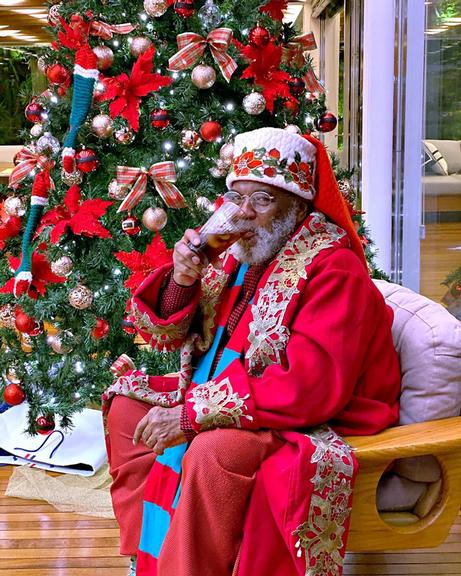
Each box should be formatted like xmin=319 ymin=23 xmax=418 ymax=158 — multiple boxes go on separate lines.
xmin=295 ymin=199 xmax=312 ymax=225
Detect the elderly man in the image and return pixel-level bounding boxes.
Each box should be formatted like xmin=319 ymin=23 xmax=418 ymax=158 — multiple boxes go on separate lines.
xmin=104 ymin=127 xmax=400 ymax=576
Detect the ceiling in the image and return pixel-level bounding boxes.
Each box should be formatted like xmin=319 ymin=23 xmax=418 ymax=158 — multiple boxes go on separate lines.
xmin=0 ymin=0 xmax=52 ymax=45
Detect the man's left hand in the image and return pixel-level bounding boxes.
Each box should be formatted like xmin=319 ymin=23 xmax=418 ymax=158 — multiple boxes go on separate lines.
xmin=133 ymin=405 xmax=186 ymax=455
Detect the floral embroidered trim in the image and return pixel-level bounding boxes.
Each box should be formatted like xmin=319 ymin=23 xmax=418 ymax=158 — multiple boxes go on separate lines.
xmin=188 ymin=377 xmax=254 ymax=430
xmin=197 ymin=264 xmax=229 ymax=353
xmin=131 ymin=300 xmax=192 ymax=352
xmin=246 ymin=212 xmax=346 ymax=375
xmin=232 ymin=146 xmax=315 ymax=193
xmin=293 ymin=426 xmax=356 ymax=576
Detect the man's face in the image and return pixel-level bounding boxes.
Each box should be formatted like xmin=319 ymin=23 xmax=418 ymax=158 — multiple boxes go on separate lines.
xmin=228 ymin=180 xmax=309 ymax=265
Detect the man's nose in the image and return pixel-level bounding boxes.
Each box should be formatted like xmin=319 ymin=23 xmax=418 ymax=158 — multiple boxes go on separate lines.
xmin=240 ymin=196 xmax=257 ymax=218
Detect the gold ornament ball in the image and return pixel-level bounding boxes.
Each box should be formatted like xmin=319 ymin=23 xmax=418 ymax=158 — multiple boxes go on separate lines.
xmin=191 ymin=64 xmax=217 ymax=89
xmin=0 ymin=304 xmax=16 ymax=329
xmin=242 ymin=92 xmax=266 ymax=115
xmin=4 ymin=196 xmax=26 ymax=217
xmin=180 ymin=129 xmax=202 ymax=151
xmin=93 ymin=45 xmax=114 ymax=71
xmin=108 ymin=179 xmax=128 ymax=200
xmin=21 ymin=333 xmax=32 ymax=353
xmin=144 ymin=0 xmax=168 ymax=17
xmin=51 ymin=256 xmax=73 ymax=276
xmin=114 ymin=127 xmax=135 ymax=145
xmin=68 ymin=285 xmax=93 ymax=310
xmin=91 ymin=114 xmax=114 ymax=139
xmin=130 ymin=36 xmax=153 ymax=58
xmin=142 ymin=207 xmax=168 ymax=231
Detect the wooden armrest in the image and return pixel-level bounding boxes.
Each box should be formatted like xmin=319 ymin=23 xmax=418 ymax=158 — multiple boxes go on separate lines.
xmin=344 ymin=416 xmax=461 ymax=462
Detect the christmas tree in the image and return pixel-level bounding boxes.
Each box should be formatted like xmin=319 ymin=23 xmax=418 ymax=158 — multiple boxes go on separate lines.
xmin=0 ymin=0 xmax=339 ymax=432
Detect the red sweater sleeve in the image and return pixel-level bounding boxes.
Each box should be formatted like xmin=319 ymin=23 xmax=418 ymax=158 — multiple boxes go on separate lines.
xmin=185 ymin=249 xmax=400 ymax=436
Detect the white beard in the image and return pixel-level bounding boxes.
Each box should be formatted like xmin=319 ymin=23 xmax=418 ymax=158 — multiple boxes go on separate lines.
xmin=229 ymin=205 xmax=299 ymax=265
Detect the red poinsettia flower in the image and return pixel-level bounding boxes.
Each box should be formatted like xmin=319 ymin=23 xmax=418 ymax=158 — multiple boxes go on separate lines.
xmin=288 ymin=161 xmax=313 ymax=191
xmin=233 ymin=151 xmax=263 ymax=176
xmin=115 ymin=234 xmax=172 ymax=294
xmin=100 ymin=46 xmax=173 ymax=132
xmin=0 ymin=251 xmax=65 ymax=298
xmin=51 ymin=15 xmax=91 ymax=51
xmin=0 ymin=216 xmax=21 ymax=251
xmin=259 ymin=0 xmax=288 ymax=20
xmin=37 ymin=185 xmax=113 ymax=244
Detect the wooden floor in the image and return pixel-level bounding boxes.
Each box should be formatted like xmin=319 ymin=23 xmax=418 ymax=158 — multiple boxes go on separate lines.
xmin=1 ymin=465 xmax=461 ymax=575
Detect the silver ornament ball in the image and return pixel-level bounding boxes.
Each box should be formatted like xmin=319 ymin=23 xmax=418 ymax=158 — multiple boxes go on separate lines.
xmin=242 ymin=92 xmax=266 ymax=116
xmin=4 ymin=196 xmax=26 ymax=217
xmin=219 ymin=141 xmax=234 ymax=163
xmin=191 ymin=64 xmax=216 ymax=90
xmin=30 ymin=123 xmax=44 ymax=138
xmin=92 ymin=45 xmax=114 ymax=71
xmin=142 ymin=207 xmax=168 ymax=231
xmin=130 ymin=36 xmax=153 ymax=58
xmin=144 ymin=0 xmax=168 ymax=17
xmin=91 ymin=114 xmax=114 ymax=138
xmin=197 ymin=0 xmax=222 ymax=30
xmin=51 ymin=256 xmax=73 ymax=276
xmin=48 ymin=3 xmax=62 ymax=26
xmin=36 ymin=132 xmax=60 ymax=156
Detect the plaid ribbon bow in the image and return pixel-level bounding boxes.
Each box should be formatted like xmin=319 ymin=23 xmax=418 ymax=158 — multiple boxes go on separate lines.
xmin=282 ymin=32 xmax=317 ymax=67
xmin=90 ymin=21 xmax=135 ymax=40
xmin=9 ymin=148 xmax=55 ymax=190
xmin=168 ymin=28 xmax=237 ymax=83
xmin=304 ymin=66 xmax=325 ymax=94
xmin=116 ymin=162 xmax=187 ymax=213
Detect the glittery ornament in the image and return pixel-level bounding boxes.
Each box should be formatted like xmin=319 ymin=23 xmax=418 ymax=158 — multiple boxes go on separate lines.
xmin=108 ymin=179 xmax=128 ymax=200
xmin=174 ymin=0 xmax=195 ymax=17
xmin=4 ymin=196 xmax=26 ymax=217
xmin=48 ymin=3 xmax=62 ymax=26
xmin=75 ymin=148 xmax=99 ymax=173
xmin=36 ymin=415 xmax=55 ymax=435
xmin=61 ymin=169 xmax=83 ymax=186
xmin=150 ymin=109 xmax=170 ymax=130
xmin=288 ymin=76 xmax=305 ymax=97
xmin=68 ymin=285 xmax=93 ymax=310
xmin=191 ymin=64 xmax=216 ymax=89
xmin=130 ymin=36 xmax=153 ymax=58
xmin=180 ymin=129 xmax=202 ymax=150
xmin=91 ymin=114 xmax=114 ymax=138
xmin=93 ymin=80 xmax=106 ymax=102
xmin=243 ymin=92 xmax=266 ymax=115
xmin=30 ymin=123 xmax=44 ymax=138
xmin=284 ymin=124 xmax=302 ymax=134
xmin=49 ymin=332 xmax=73 ymax=354
xmin=122 ymin=216 xmax=141 ymax=235
xmin=197 ymin=0 xmax=222 ymax=30
xmin=144 ymin=0 xmax=168 ymax=17
xmin=37 ymin=56 xmax=48 ymax=74
xmin=142 ymin=207 xmax=168 ymax=231
xmin=93 ymin=45 xmax=114 ymax=70
xmin=196 ymin=196 xmax=214 ymax=211
xmin=51 ymin=256 xmax=73 ymax=276
xmin=20 ymin=333 xmax=32 ymax=353
xmin=200 ymin=120 xmax=222 ymax=142
xmin=315 ymin=111 xmax=338 ymax=133
xmin=114 ymin=127 xmax=135 ymax=145
xmin=25 ymin=102 xmax=44 ymax=123
xmin=36 ymin=132 xmax=60 ymax=156
xmin=209 ymin=163 xmax=227 ymax=178
xmin=249 ymin=24 xmax=270 ymax=47
xmin=3 ymin=383 xmax=25 ymax=406
xmin=92 ymin=318 xmax=110 ymax=339
xmin=0 ymin=304 xmax=16 ymax=329
xmin=219 ymin=141 xmax=234 ymax=163
xmin=46 ymin=63 xmax=70 ymax=85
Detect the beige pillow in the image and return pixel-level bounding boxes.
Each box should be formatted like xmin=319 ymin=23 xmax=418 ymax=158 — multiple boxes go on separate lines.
xmin=423 ymin=140 xmax=449 ymax=175
xmin=427 ymin=139 xmax=461 ymax=174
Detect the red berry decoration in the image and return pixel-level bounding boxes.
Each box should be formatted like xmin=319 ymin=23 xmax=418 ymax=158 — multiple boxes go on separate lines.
xmin=46 ymin=63 xmax=70 ymax=85
xmin=25 ymin=101 xmax=44 ymax=123
xmin=249 ymin=24 xmax=270 ymax=47
xmin=288 ymin=77 xmax=305 ymax=97
xmin=150 ymin=109 xmax=170 ymax=130
xmin=200 ymin=120 xmax=222 ymax=143
xmin=122 ymin=216 xmax=141 ymax=236
xmin=3 ymin=383 xmax=26 ymax=406
xmin=36 ymin=415 xmax=55 ymax=435
xmin=15 ymin=309 xmax=37 ymax=334
xmin=75 ymin=148 xmax=99 ymax=173
xmin=174 ymin=0 xmax=195 ymax=17
xmin=92 ymin=318 xmax=110 ymax=339
xmin=315 ymin=111 xmax=338 ymax=133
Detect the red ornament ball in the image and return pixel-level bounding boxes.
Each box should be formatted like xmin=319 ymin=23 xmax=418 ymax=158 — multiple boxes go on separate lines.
xmin=122 ymin=315 xmax=137 ymax=335
xmin=36 ymin=415 xmax=55 ymax=435
xmin=122 ymin=216 xmax=141 ymax=236
xmin=248 ymin=24 xmax=270 ymax=47
xmin=316 ymin=111 xmax=338 ymax=133
xmin=46 ymin=63 xmax=70 ymax=85
xmin=174 ymin=0 xmax=195 ymax=17
xmin=200 ymin=120 xmax=222 ymax=143
xmin=15 ymin=309 xmax=37 ymax=334
xmin=92 ymin=318 xmax=110 ymax=339
xmin=288 ymin=76 xmax=305 ymax=97
xmin=150 ymin=109 xmax=170 ymax=130
xmin=284 ymin=99 xmax=299 ymax=115
xmin=75 ymin=149 xmax=99 ymax=173
xmin=3 ymin=383 xmax=25 ymax=406
xmin=25 ymin=102 xmax=44 ymax=123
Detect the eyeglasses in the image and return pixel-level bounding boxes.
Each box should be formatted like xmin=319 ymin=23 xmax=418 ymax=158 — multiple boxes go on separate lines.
xmin=223 ymin=190 xmax=275 ymax=213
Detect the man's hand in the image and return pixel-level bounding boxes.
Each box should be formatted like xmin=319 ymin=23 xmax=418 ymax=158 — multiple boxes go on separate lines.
xmin=173 ymin=229 xmax=207 ymax=287
xmin=133 ymin=405 xmax=186 ymax=455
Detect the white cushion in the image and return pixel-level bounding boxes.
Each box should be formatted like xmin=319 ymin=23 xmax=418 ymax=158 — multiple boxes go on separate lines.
xmin=427 ymin=139 xmax=461 ymax=174
xmin=423 ymin=140 xmax=449 ymax=175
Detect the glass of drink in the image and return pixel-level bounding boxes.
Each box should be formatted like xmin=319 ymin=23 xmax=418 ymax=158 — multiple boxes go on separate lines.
xmin=188 ymin=202 xmax=250 ymax=262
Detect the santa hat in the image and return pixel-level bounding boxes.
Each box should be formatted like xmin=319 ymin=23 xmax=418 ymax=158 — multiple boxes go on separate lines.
xmin=226 ymin=127 xmax=366 ymax=268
